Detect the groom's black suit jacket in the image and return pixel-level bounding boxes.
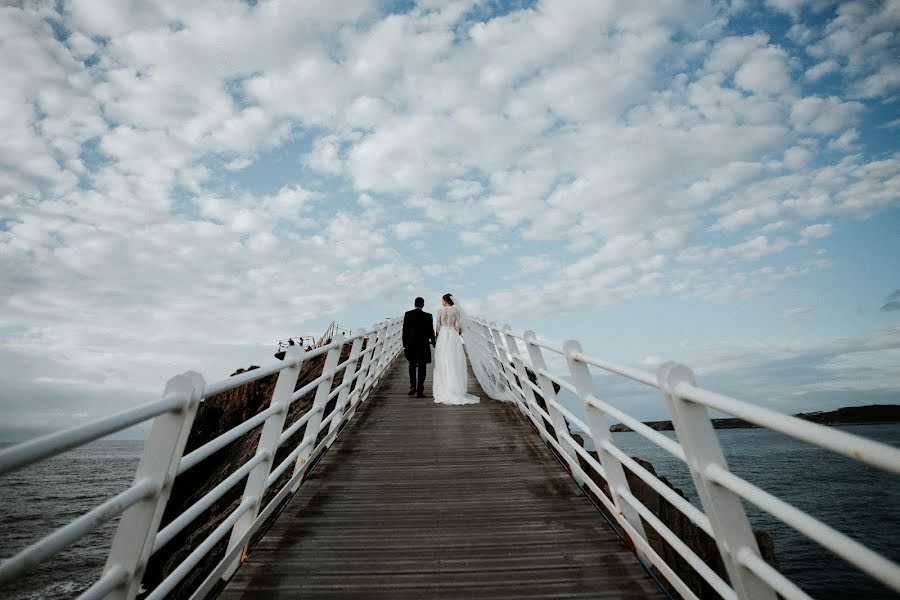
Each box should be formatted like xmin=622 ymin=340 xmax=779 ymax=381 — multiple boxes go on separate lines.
xmin=403 ymin=308 xmax=436 ymax=364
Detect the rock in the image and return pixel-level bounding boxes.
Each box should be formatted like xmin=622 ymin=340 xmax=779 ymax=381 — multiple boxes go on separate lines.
xmin=229 ymin=365 xmax=260 ymax=377
xmin=795 ymin=404 xmax=900 ymax=425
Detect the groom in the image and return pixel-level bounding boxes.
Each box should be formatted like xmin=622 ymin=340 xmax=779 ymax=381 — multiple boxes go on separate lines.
xmin=402 ymin=297 xmax=436 ymax=398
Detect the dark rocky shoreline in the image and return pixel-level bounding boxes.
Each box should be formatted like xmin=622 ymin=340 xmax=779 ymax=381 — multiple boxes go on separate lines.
xmin=609 ymin=404 xmax=900 ymax=432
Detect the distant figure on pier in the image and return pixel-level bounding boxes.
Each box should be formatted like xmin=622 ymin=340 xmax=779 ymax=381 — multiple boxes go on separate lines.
xmin=403 ymin=297 xmax=436 ymax=398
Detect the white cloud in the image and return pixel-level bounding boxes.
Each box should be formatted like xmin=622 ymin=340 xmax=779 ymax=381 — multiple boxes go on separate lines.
xmin=224 ymin=157 xmax=254 ymax=171
xmin=799 ymin=222 xmax=834 ymax=240
xmin=673 ymin=326 xmax=900 ymax=416
xmin=783 ymin=146 xmax=812 ymax=169
xmin=790 ymin=96 xmax=863 ymax=135
xmin=827 ymin=128 xmax=859 ymax=152
xmin=455 ymin=255 xmax=484 ymax=267
xmin=393 ymin=221 xmax=427 ymax=240
xmin=734 ymin=46 xmax=793 ymax=95
xmin=805 ymin=59 xmax=839 ymax=82
xmin=1 ymin=0 xmax=899 ymax=428
xmin=711 ymin=201 xmax=781 ymax=231
xmin=517 ymin=255 xmax=554 ymax=275
xmin=759 ymin=220 xmax=789 ymax=233
xmin=705 ymin=33 xmax=770 ymax=74
xmin=779 ymin=305 xmax=816 ymax=319
xmin=806 ymin=1 xmax=900 ymax=98
xmin=446 ymin=179 xmax=484 ymax=200
xmin=306 ymin=135 xmax=344 ymax=175
xmin=819 ymin=348 xmax=900 ymax=375
xmin=765 ymin=0 xmax=836 ymax=18
xmin=723 ymin=235 xmax=791 ymax=261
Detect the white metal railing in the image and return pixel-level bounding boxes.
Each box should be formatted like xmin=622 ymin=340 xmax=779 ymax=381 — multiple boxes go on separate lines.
xmin=0 ymin=318 xmax=403 ymax=600
xmin=4 ymin=312 xmax=899 ymax=600
xmin=462 ymin=316 xmax=900 ymax=600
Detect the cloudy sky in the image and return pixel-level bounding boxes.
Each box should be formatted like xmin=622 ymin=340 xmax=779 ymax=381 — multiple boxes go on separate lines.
xmin=1 ymin=0 xmax=898 ymax=435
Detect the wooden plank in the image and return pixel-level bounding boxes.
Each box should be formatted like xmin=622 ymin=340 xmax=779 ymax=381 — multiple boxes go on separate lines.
xmin=219 ymin=356 xmax=665 ymax=599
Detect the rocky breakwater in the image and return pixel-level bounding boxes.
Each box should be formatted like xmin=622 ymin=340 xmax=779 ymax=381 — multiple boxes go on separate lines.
xmin=510 ymin=365 xmax=777 ymax=600
xmin=139 ymin=341 xmax=366 ymax=600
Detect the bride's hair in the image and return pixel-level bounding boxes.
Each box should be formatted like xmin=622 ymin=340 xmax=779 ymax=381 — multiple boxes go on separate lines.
xmin=442 ymin=293 xmax=454 ymax=306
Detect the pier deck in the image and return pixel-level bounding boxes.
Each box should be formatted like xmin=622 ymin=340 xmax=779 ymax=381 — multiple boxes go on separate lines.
xmin=219 ymin=358 xmax=665 ymax=599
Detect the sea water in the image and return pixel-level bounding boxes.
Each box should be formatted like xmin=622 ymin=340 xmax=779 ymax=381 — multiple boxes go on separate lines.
xmin=1 ymin=426 xmax=899 ymax=599
xmin=0 ymin=441 xmax=144 ymax=600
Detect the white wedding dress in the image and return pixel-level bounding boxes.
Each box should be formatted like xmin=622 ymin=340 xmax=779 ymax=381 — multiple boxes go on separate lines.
xmin=432 ymin=305 xmax=480 ymax=405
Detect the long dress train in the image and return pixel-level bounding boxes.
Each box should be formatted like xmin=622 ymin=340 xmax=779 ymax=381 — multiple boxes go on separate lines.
xmin=433 ymin=306 xmax=480 ymax=405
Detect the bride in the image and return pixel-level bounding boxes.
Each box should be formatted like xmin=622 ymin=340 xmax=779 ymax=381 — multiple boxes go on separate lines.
xmin=433 ymin=293 xmax=480 ymax=405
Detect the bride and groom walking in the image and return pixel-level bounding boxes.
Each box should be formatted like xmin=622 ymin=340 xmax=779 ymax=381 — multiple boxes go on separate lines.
xmin=402 ymin=294 xmax=480 ymax=405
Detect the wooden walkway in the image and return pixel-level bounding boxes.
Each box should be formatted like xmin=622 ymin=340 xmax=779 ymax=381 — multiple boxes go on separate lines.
xmin=220 ymin=357 xmax=665 ymax=599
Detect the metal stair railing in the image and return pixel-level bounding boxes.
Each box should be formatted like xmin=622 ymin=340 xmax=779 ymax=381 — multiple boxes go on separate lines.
xmin=0 ymin=318 xmax=403 ymax=600
xmin=464 ymin=315 xmax=900 ymax=600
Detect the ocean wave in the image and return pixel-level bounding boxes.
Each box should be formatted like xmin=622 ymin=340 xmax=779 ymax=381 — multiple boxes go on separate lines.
xmin=8 ymin=579 xmax=89 ymax=600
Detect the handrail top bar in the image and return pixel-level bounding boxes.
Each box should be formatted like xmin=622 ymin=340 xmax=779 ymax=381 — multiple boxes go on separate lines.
xmin=536 ymin=369 xmax=576 ymax=394
xmin=0 ymin=477 xmax=159 ymax=584
xmin=705 ymin=463 xmax=900 ymax=592
xmin=0 ymin=392 xmax=189 ymax=476
xmin=203 ymin=360 xmax=297 ymax=399
xmin=470 ymin=314 xmax=900 ymax=480
xmin=202 ymin=319 xmax=399 ymax=399
xmin=675 ymin=381 xmax=900 ymax=478
xmin=178 ymin=404 xmax=281 ymax=475
xmin=476 ymin=316 xmax=657 ymax=386
xmin=586 ymin=394 xmax=687 ymax=463
xmin=471 ymin=317 xmax=565 ymax=354
xmin=569 ymin=351 xmax=659 ymax=388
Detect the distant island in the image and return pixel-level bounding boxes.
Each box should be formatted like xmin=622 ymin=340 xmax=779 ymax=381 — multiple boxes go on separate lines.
xmin=609 ymin=404 xmax=900 ymax=432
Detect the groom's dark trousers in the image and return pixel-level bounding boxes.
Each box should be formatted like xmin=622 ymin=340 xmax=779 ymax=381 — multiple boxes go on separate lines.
xmin=402 ymin=308 xmax=436 ymax=396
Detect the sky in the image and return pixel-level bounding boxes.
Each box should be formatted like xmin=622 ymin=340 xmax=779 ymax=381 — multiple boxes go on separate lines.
xmin=1 ymin=0 xmax=898 ymax=437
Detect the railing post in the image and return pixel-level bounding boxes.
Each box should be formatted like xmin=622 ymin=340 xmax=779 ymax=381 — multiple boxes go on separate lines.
xmin=388 ymin=319 xmax=400 ymax=364
xmin=488 ymin=323 xmax=523 ymax=407
xmin=389 ymin=317 xmax=401 ymax=355
xmin=347 ymin=328 xmax=379 ymax=419
xmin=480 ymin=321 xmax=527 ymax=416
xmin=364 ymin=322 xmax=389 ymax=395
xmin=502 ymin=327 xmax=545 ymax=429
xmin=102 ymin=371 xmax=205 ymax=600
xmin=523 ymin=331 xmax=582 ymax=483
xmin=657 ymin=362 xmax=775 ymax=600
xmin=565 ymin=340 xmax=648 ymax=552
xmin=291 ymin=336 xmax=344 ymax=491
xmin=327 ymin=331 xmax=365 ymax=447
xmin=479 ymin=322 xmax=503 ymax=380
xmin=382 ymin=319 xmax=396 ymax=373
xmin=223 ymin=347 xmax=305 ymax=578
